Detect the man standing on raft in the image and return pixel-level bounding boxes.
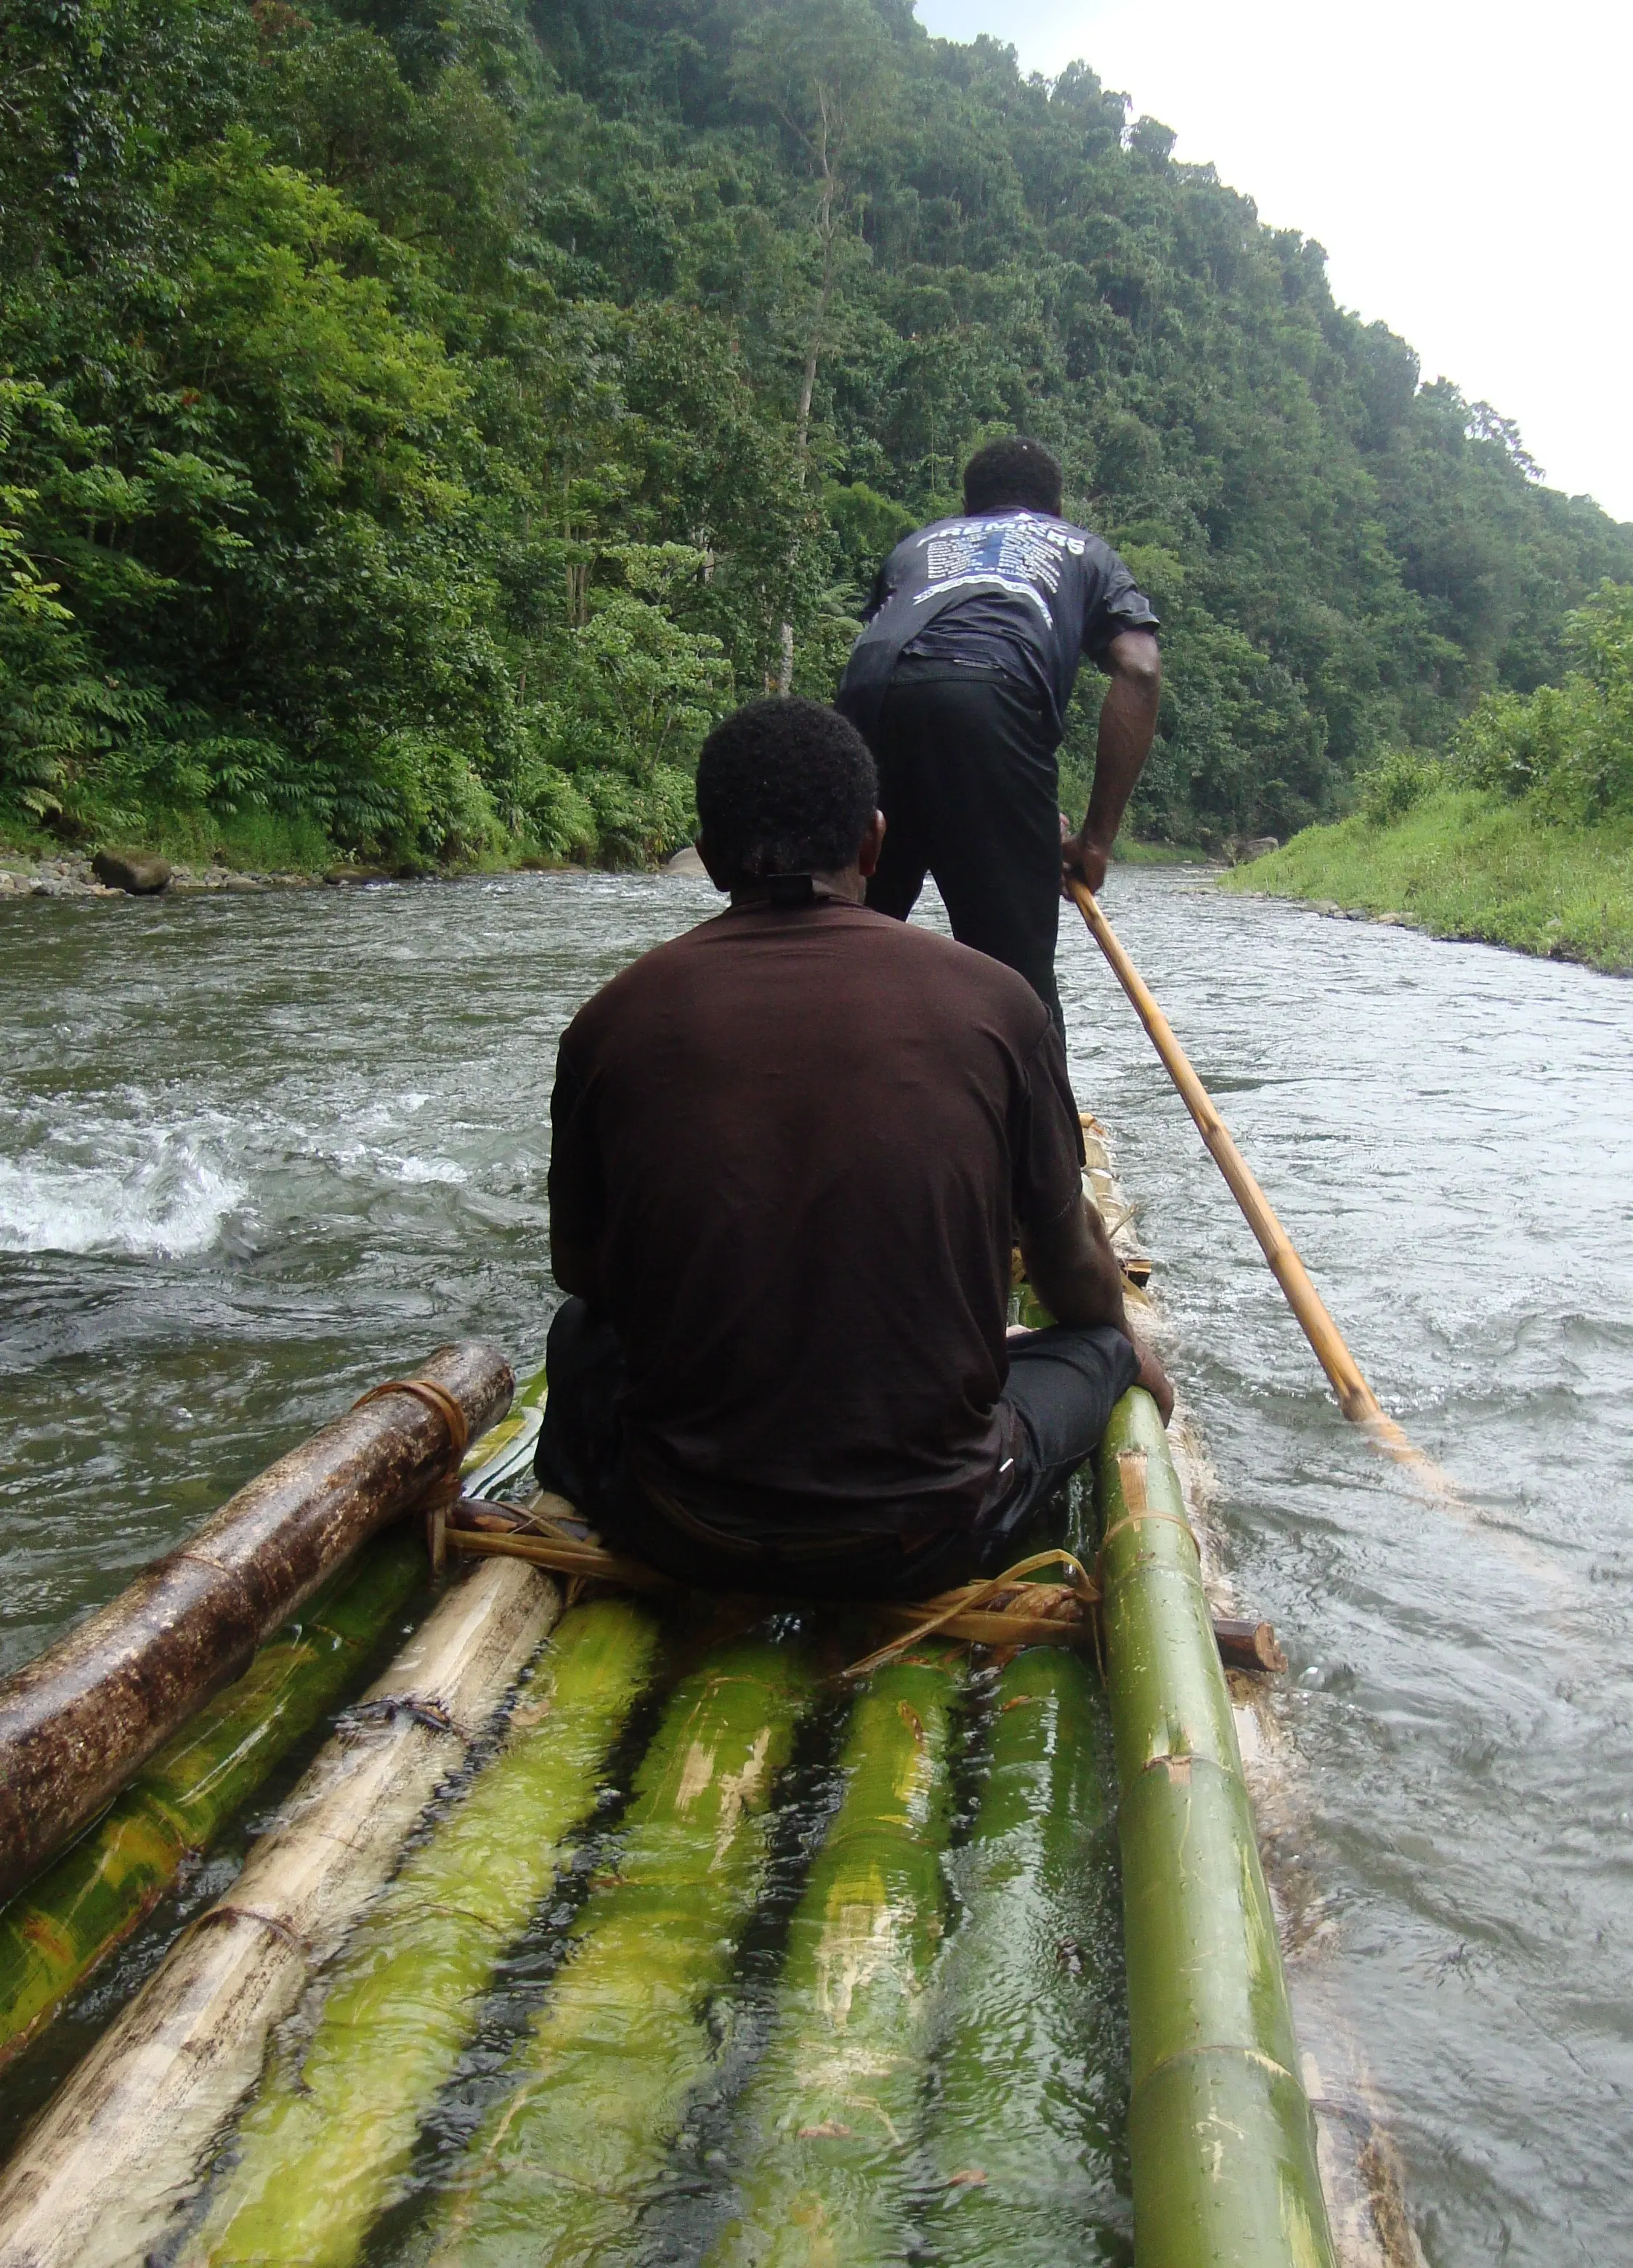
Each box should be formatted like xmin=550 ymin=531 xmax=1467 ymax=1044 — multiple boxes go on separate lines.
xmin=535 ymin=697 xmax=1170 ymax=1596
xmin=837 ymin=436 xmax=1161 ymax=1030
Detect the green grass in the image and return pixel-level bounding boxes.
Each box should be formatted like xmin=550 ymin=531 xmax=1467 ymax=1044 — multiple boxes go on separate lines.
xmin=1112 ymin=835 xmax=1217 ymax=865
xmin=1223 ymin=788 xmax=1633 ymax=973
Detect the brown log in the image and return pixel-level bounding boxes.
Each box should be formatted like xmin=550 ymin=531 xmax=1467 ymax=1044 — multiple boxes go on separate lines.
xmin=1212 ymin=1616 xmax=1288 ymax=1674
xmin=0 ymin=1342 xmax=513 ymax=1905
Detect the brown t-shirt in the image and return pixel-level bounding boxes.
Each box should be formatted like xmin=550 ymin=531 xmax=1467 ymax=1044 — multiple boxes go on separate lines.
xmin=548 ymin=898 xmax=1085 ymax=1539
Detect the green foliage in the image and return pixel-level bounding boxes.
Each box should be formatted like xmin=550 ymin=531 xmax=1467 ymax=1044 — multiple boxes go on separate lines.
xmin=1356 ymin=745 xmax=1446 ymax=825
xmin=1451 ymin=582 xmax=1633 ymax=821
xmin=4 ymin=0 xmax=1632 ymax=860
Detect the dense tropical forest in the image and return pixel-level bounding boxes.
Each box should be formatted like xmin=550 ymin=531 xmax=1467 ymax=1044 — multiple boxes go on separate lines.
xmin=4 ymin=0 xmax=1632 ymax=870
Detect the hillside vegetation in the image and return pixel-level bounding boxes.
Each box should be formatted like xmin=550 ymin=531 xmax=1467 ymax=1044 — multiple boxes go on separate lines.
xmin=4 ymin=0 xmax=1632 ymax=870
xmin=1227 ymin=583 xmax=1633 ymax=972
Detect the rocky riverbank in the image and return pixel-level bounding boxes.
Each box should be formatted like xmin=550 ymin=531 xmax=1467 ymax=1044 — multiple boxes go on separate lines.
xmin=0 ymin=854 xmax=327 ymax=901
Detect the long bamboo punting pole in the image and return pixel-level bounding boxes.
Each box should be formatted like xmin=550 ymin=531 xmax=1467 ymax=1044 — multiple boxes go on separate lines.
xmin=1098 ymin=1390 xmax=1335 ymax=2268
xmin=0 ymin=1340 xmax=513 ymax=1904
xmin=706 ymin=1655 xmax=963 ymax=2268
xmin=0 ymin=1529 xmax=425 ymax=2069
xmin=185 ymin=1597 xmax=662 ymax=2268
xmin=1069 ymin=880 xmax=1431 ymax=1462
xmin=0 ymin=1556 xmax=558 ymax=2268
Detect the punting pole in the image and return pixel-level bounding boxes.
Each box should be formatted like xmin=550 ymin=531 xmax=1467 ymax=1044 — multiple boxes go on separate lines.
xmin=1069 ymin=879 xmax=1438 ymax=1473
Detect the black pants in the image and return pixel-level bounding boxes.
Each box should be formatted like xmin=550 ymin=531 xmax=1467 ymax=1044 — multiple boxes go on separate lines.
xmin=533 ymin=1296 xmax=1138 ymax=1601
xmin=864 ymin=658 xmax=1064 ymax=1032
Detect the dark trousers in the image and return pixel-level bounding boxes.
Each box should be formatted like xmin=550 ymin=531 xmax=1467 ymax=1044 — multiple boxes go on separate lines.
xmin=533 ymin=1296 xmax=1138 ymax=1601
xmin=864 ymin=658 xmax=1065 ymax=1032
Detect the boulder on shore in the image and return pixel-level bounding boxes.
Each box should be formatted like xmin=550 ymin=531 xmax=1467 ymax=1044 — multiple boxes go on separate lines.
xmin=664 ymin=844 xmax=708 ymax=877
xmin=92 ymin=848 xmax=172 ymax=896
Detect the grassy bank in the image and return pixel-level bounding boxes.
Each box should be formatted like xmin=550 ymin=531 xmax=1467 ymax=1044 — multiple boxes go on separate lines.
xmin=1224 ymin=789 xmax=1633 ymax=973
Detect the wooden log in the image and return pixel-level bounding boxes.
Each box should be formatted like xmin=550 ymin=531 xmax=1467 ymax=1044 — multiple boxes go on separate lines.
xmin=1097 ymin=1390 xmax=1335 ymax=2268
xmin=0 ymin=1530 xmax=426 ymax=2070
xmin=1212 ymin=1616 xmax=1288 ymax=1674
xmin=0 ymin=1555 xmax=556 ymax=2268
xmin=705 ymin=1655 xmax=963 ymax=2267
xmin=184 ymin=1597 xmax=661 ymax=2268
xmin=0 ymin=1341 xmax=513 ymax=1905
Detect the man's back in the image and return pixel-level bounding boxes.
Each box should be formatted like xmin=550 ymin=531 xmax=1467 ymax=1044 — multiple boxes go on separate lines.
xmin=548 ymin=898 xmax=1082 ymax=1535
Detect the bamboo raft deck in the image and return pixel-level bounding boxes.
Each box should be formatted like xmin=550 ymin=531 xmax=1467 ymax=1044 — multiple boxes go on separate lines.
xmin=0 ymin=1132 xmax=1347 ymax=2268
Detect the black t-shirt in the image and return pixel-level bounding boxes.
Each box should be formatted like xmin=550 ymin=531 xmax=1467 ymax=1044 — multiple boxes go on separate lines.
xmin=548 ymin=898 xmax=1086 ymax=1539
xmin=837 ymin=509 xmax=1158 ymax=739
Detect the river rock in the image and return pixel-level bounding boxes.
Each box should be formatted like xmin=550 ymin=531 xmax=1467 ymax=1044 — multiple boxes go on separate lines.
xmin=664 ymin=844 xmax=708 ymax=877
xmin=324 ymin=865 xmax=395 ymax=886
xmin=92 ymin=848 xmax=172 ymax=896
xmin=1234 ymin=835 xmax=1280 ymax=863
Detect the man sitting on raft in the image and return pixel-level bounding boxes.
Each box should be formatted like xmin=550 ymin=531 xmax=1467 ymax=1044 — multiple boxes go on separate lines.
xmin=534 ymin=695 xmax=1172 ymax=1598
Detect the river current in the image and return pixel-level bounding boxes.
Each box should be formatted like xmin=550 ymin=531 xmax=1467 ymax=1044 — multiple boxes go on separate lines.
xmin=0 ymin=867 xmax=1628 ymax=2263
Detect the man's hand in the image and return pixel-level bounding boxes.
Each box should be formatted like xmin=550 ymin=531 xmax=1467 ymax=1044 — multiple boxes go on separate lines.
xmin=1061 ymin=823 xmax=1112 ymax=896
xmin=1065 ymin=629 xmax=1161 ymax=894
xmin=1131 ymin=1337 xmax=1175 ymax=1425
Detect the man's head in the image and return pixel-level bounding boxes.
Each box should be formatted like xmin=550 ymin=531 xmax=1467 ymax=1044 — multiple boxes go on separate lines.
xmin=962 ymin=436 xmax=1063 ymax=519
xmin=695 ymin=697 xmax=883 ymax=897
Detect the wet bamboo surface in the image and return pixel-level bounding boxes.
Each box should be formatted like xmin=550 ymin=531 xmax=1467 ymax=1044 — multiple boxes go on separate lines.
xmin=185 ymin=1597 xmax=662 ymax=2268
xmin=1098 ymin=1390 xmax=1335 ymax=2267
xmin=0 ymin=1557 xmax=559 ymax=2268
xmin=0 ymin=1414 xmax=1330 ymax=2268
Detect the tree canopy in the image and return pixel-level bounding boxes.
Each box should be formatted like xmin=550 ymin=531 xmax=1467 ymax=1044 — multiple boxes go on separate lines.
xmin=3 ymin=0 xmax=1629 ymax=863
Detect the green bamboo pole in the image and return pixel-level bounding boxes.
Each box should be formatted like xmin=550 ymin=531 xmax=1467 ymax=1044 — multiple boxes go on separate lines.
xmin=426 ymin=1637 xmax=816 ymax=2268
xmin=920 ymin=1648 xmax=1128 ymax=2266
xmin=0 ymin=1531 xmax=425 ymax=2067
xmin=705 ymin=1654 xmax=963 ymax=2268
xmin=185 ymin=1596 xmax=661 ymax=2268
xmin=1097 ymin=1389 xmax=1335 ymax=2268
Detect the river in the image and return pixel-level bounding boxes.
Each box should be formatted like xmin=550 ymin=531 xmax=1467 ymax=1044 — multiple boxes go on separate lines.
xmin=0 ymin=867 xmax=1628 ymax=2264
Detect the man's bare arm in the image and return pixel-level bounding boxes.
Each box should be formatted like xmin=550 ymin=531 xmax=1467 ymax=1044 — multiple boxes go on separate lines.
xmin=1063 ymin=629 xmax=1162 ymax=896
xmin=1019 ymin=1194 xmax=1174 ymax=1422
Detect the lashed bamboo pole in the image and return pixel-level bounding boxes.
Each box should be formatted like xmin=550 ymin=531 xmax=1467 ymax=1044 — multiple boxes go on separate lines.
xmin=0 ymin=1341 xmax=514 ymax=1903
xmin=185 ymin=1597 xmax=661 ymax=2268
xmin=1097 ymin=1388 xmax=1335 ymax=2267
xmin=427 ymin=1639 xmax=815 ymax=2267
xmin=1069 ymin=881 xmax=1429 ymax=1461
xmin=0 ymin=1557 xmax=557 ymax=2268
xmin=0 ymin=1529 xmax=425 ymax=2069
xmin=706 ymin=1655 xmax=963 ymax=2268
xmin=920 ymin=1648 xmax=1127 ymax=2260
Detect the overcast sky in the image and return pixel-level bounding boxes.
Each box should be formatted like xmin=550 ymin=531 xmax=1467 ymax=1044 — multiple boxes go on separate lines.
xmin=917 ymin=0 xmax=1633 ymax=525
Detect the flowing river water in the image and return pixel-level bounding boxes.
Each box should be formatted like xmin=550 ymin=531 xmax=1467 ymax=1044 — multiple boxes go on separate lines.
xmin=0 ymin=867 xmax=1628 ymax=2264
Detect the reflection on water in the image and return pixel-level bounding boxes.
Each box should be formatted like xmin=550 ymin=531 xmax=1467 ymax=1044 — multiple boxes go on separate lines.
xmin=0 ymin=868 xmax=1629 ymax=2263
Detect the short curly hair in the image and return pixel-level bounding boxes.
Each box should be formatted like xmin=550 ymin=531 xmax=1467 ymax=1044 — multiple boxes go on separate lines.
xmin=963 ymin=437 xmax=1063 ymax=517
xmin=696 ymin=698 xmax=878 ymax=883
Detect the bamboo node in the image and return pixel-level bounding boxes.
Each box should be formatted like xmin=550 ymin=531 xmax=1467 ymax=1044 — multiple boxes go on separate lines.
xmin=339 ymin=1694 xmax=460 ymax=1741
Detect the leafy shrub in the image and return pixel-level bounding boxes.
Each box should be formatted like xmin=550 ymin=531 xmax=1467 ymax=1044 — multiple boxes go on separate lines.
xmin=1357 ymin=745 xmax=1446 ymax=825
xmin=1451 ymin=583 xmax=1633 ymax=821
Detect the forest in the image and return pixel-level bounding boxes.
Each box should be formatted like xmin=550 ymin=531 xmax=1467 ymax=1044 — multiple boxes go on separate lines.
xmin=4 ymin=0 xmax=1632 ymax=869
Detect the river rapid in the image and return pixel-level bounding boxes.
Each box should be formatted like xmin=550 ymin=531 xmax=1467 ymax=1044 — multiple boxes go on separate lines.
xmin=0 ymin=867 xmax=1628 ymax=2264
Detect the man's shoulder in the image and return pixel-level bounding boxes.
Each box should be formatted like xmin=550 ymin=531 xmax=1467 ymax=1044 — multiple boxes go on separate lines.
xmin=561 ymin=912 xmax=732 ymax=1036
xmin=846 ymin=909 xmax=1053 ymax=1029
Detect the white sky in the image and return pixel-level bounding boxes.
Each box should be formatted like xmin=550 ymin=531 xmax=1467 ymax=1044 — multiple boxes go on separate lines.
xmin=916 ymin=0 xmax=1633 ymax=524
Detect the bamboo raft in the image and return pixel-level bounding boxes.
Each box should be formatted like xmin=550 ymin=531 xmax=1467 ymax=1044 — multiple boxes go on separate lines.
xmin=0 ymin=1149 xmax=1337 ymax=2268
